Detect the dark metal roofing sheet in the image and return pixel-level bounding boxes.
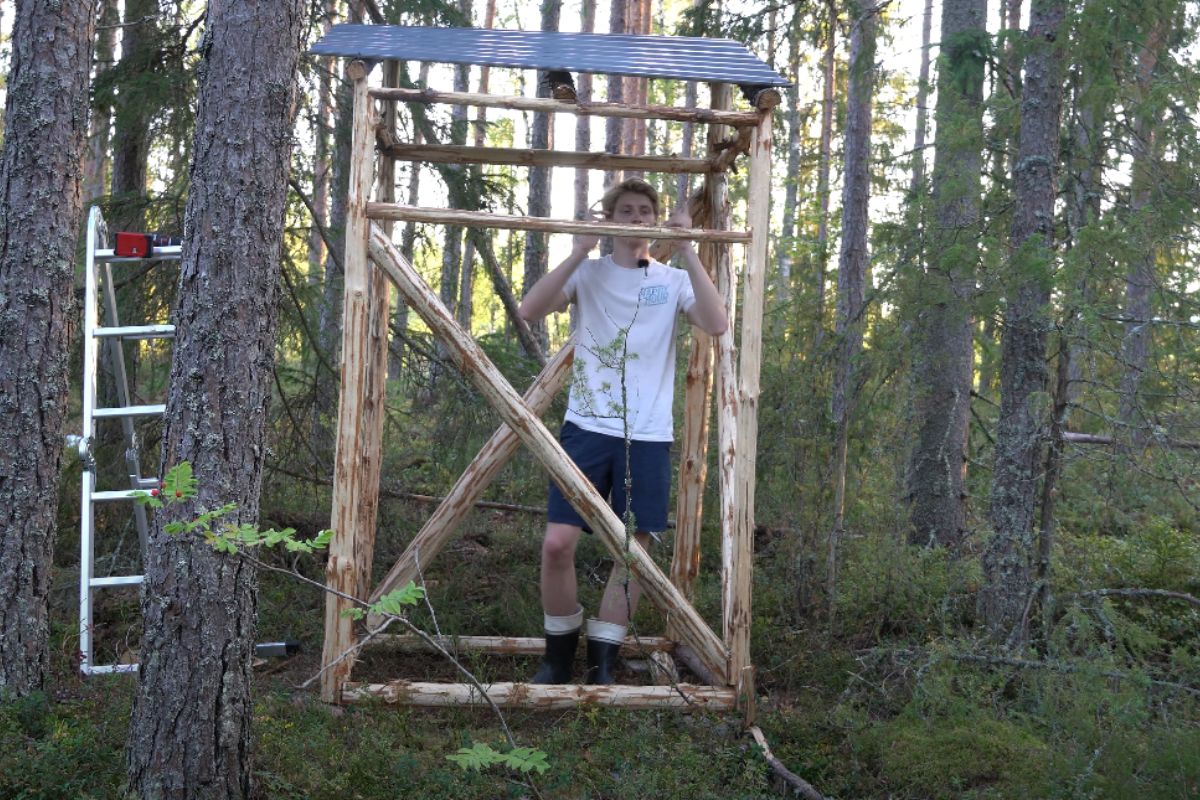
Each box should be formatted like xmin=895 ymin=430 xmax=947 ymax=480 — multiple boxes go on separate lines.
xmin=310 ymin=25 xmax=790 ymax=87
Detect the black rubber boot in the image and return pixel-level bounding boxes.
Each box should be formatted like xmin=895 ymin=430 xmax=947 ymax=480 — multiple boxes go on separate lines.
xmin=585 ymin=638 xmax=622 ymax=685
xmin=531 ymin=629 xmax=579 ymax=684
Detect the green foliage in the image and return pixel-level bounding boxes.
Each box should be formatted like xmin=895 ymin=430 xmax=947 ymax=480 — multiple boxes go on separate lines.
xmin=133 ymin=462 xmax=334 ymax=555
xmin=833 ymin=532 xmax=979 ymax=643
xmin=446 ymin=741 xmax=550 ymax=775
xmin=342 ymin=582 xmax=427 ymax=621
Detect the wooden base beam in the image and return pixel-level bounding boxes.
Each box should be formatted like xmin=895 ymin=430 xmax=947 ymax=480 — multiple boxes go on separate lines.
xmin=343 ymin=681 xmax=737 ymax=710
xmin=365 ymin=203 xmax=751 ymax=244
xmin=370 ymin=86 xmax=761 ymax=127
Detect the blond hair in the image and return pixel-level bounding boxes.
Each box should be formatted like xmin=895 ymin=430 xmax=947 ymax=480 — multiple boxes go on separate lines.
xmin=598 ymin=177 xmax=660 ymax=220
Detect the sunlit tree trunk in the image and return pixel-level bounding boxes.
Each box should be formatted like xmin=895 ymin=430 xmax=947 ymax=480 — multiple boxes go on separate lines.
xmin=813 ymin=0 xmax=837 ymax=339
xmin=521 ymin=0 xmax=560 ymax=354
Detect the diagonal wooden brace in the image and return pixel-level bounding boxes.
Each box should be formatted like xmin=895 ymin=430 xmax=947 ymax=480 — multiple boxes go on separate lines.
xmin=369 ymin=339 xmax=575 ymax=605
xmin=367 ymin=225 xmax=730 ymax=684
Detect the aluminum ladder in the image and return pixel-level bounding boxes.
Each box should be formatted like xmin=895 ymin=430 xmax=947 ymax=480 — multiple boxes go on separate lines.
xmin=77 ymin=206 xmax=179 ymax=675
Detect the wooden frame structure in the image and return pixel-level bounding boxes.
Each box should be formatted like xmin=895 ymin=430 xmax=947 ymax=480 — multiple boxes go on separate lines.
xmin=317 ymin=36 xmax=780 ymax=719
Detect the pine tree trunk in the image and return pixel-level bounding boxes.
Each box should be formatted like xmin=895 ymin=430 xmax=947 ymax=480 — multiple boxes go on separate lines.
xmin=777 ymin=7 xmax=805 ymax=300
xmin=603 ymin=0 xmax=627 ymax=196
xmin=905 ymin=0 xmax=987 ymax=549
xmin=0 ymin=0 xmax=95 ymax=699
xmin=1118 ymin=20 xmax=1166 ymax=449
xmin=522 ymin=0 xmax=562 ymax=354
xmin=309 ymin=0 xmax=336 ymax=281
xmin=828 ymin=4 xmax=878 ymax=611
xmin=84 ymin=0 xmax=118 ymax=205
xmin=575 ymin=0 xmax=597 ymax=221
xmin=109 ymin=0 xmax=157 ymax=230
xmin=813 ymin=0 xmax=837 ymax=338
xmin=458 ymin=0 xmax=498 ymax=333
xmin=908 ymin=0 xmax=934 ymax=198
xmin=123 ymin=1 xmax=303 ymax=795
xmin=981 ymin=0 xmax=1066 ymax=644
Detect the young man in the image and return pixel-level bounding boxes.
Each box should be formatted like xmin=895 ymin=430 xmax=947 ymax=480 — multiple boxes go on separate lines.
xmin=517 ymin=178 xmax=727 ymax=684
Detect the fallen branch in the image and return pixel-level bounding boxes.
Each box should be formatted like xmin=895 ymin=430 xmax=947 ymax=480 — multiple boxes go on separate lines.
xmin=948 ymin=652 xmax=1200 ymax=696
xmin=1065 ymin=588 xmax=1200 ymax=610
xmin=747 ymin=725 xmax=826 ymax=800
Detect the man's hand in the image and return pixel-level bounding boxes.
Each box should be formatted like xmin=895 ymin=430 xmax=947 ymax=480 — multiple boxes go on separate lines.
xmin=572 ymin=211 xmax=603 ymax=255
xmin=665 ymin=206 xmax=693 ymax=230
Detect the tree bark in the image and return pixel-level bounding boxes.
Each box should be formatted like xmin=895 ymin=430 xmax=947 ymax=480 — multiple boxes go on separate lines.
xmin=908 ymin=0 xmax=934 ymax=198
xmin=813 ymin=0 xmax=837 ymax=338
xmin=575 ymin=0 xmax=598 ymax=221
xmin=603 ymin=0 xmax=628 ymax=196
xmin=829 ymin=4 xmax=878 ymax=611
xmin=459 ymin=0 xmax=498 ymax=332
xmin=980 ymin=0 xmax=1066 ymax=645
xmin=777 ymin=6 xmax=806 ymax=301
xmin=522 ymin=0 xmax=562 ymax=354
xmin=123 ymin=0 xmax=303 ymax=795
xmin=905 ymin=0 xmax=988 ymax=549
xmin=84 ymin=0 xmax=118 ymax=205
xmin=109 ymin=0 xmax=157 ymax=230
xmin=0 ymin=0 xmax=95 ymax=699
xmin=1117 ymin=19 xmax=1167 ymax=449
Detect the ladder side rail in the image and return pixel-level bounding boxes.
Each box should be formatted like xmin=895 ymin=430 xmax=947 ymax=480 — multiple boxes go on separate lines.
xmin=79 ymin=207 xmax=102 ymax=675
xmin=98 ymin=256 xmax=153 ymax=552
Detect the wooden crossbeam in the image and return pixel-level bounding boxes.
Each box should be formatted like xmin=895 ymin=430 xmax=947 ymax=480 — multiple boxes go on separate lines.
xmin=368 ymin=634 xmax=673 ymax=655
xmin=367 ymin=225 xmax=730 ymax=684
xmin=379 ymin=142 xmax=716 ymax=174
xmin=368 ymin=340 xmax=575 ymax=605
xmin=370 ymin=86 xmax=761 ymax=128
xmin=343 ymin=681 xmax=737 ymax=710
xmin=365 ymin=203 xmax=752 ymax=244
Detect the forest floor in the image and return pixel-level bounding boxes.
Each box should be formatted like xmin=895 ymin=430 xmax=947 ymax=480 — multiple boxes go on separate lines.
xmin=7 ymin=425 xmax=1200 ymax=798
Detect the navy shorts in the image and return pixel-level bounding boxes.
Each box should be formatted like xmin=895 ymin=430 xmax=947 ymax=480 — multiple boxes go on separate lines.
xmin=546 ymin=421 xmax=671 ymax=533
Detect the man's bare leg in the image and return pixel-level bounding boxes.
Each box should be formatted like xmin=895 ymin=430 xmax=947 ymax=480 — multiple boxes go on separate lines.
xmin=533 ymin=522 xmax=584 ymax=683
xmin=587 ymin=531 xmax=651 ymax=683
xmin=540 ymin=522 xmax=583 ymax=615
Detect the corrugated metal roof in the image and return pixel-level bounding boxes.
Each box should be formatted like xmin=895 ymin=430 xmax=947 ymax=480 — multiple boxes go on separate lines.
xmin=310 ymin=25 xmax=790 ymax=87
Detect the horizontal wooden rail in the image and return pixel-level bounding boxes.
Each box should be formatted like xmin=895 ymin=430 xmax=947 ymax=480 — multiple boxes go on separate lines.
xmin=380 ymin=142 xmax=716 ymax=174
xmin=370 ymin=86 xmax=762 ymax=127
xmin=368 ymin=634 xmax=674 ymax=656
xmin=343 ymin=680 xmax=737 ymax=710
xmin=366 ymin=203 xmax=752 ymax=244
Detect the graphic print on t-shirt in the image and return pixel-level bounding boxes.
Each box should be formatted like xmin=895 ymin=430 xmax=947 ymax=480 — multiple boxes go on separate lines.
xmin=639 ymin=285 xmax=668 ymax=306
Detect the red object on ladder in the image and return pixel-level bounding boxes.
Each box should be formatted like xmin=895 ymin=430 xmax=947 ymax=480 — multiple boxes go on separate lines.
xmin=114 ymin=232 xmax=152 ymax=257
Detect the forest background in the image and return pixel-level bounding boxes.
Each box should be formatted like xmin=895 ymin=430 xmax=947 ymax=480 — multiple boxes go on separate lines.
xmin=0 ymin=0 xmax=1198 ymax=796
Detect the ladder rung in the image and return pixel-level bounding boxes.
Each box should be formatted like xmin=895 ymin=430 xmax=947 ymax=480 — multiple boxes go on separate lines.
xmin=92 ymin=404 xmax=165 ymax=419
xmin=94 ymin=246 xmax=182 ymax=262
xmin=90 ymin=575 xmax=143 ymax=588
xmin=92 ymin=489 xmax=148 ymax=502
xmin=136 ymin=477 xmax=160 ymax=489
xmin=93 ymin=324 xmax=175 ymax=339
xmin=81 ymin=663 xmax=139 ymax=675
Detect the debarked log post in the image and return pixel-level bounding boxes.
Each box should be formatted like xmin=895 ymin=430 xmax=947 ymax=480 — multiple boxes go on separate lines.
xmin=321 ymin=60 xmax=388 ymax=704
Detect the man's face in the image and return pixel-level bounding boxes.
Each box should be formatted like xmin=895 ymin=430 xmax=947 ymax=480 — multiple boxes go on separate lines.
xmin=609 ymin=191 xmax=657 ymax=227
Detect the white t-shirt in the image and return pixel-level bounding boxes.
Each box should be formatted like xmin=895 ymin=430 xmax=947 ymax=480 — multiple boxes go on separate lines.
xmin=561 ymin=255 xmax=697 ymax=441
